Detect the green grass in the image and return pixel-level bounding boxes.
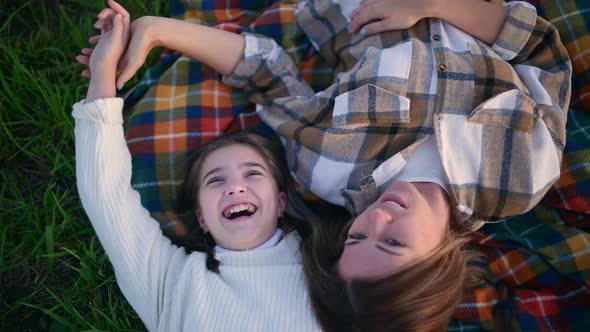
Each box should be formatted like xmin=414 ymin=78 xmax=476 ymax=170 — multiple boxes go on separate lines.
xmin=1 ymin=1 xmax=168 ymax=330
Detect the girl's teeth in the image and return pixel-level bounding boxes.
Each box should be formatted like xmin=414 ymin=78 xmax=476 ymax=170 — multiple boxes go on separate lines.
xmin=224 ymin=203 xmax=257 ymax=217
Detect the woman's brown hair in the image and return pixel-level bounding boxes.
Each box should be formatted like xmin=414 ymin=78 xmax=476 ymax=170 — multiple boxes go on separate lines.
xmin=308 ymin=218 xmax=484 ymax=332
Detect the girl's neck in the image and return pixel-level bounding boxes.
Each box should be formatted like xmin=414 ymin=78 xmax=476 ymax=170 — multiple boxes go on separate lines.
xmin=214 ymin=228 xmax=284 ymax=253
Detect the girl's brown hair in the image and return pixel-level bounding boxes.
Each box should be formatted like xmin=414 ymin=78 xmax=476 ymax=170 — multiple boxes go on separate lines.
xmin=175 ymin=131 xmax=312 ymax=272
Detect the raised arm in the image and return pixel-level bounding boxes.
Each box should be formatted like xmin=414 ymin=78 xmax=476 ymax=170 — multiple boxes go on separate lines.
xmin=75 ymin=2 xmax=191 ymax=329
xmin=98 ymin=13 xmax=314 ymax=104
xmin=111 ymin=16 xmax=246 ymax=89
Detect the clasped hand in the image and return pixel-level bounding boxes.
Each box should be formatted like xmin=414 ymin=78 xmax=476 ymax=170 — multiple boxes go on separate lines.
xmin=77 ymin=0 xmax=435 ymax=90
xmin=76 ymin=0 xmax=157 ymax=90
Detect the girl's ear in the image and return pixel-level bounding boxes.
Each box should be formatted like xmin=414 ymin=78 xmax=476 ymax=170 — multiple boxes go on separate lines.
xmin=196 ymin=209 xmax=207 ymax=231
xmin=278 ymin=192 xmax=286 ymax=217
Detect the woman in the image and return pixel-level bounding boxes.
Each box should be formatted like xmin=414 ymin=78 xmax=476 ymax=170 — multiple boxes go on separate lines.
xmin=78 ymin=0 xmax=571 ymax=330
xmin=74 ymin=7 xmax=325 ymax=330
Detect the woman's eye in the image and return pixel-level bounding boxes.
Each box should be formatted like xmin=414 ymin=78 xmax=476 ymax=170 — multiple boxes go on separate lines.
xmin=385 ymin=239 xmax=406 ymax=247
xmin=348 ymin=233 xmax=366 ymax=240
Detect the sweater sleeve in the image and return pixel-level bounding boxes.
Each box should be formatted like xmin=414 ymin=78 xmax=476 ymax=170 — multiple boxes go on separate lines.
xmin=73 ymin=98 xmax=193 ymax=331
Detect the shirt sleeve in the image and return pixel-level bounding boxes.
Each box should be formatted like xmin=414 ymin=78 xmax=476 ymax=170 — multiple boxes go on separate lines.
xmin=223 ymin=33 xmax=316 ymax=103
xmin=510 ymin=13 xmax=572 ymax=152
xmin=491 ymin=1 xmax=538 ymax=61
xmin=468 ymin=13 xmax=572 ymax=225
xmin=72 ymin=98 xmax=194 ymax=331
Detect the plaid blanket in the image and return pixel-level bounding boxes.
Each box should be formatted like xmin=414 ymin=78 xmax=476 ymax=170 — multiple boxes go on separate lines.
xmin=123 ymin=0 xmax=590 ymax=330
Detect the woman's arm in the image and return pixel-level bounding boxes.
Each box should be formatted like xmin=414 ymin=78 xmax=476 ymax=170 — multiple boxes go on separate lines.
xmin=349 ymin=0 xmax=509 ymax=45
xmin=430 ymin=0 xmax=509 ymax=45
xmin=113 ymin=16 xmax=246 ymax=88
xmin=107 ymin=14 xmax=314 ymax=103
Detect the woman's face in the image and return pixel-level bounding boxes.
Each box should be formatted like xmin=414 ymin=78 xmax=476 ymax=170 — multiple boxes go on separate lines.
xmin=338 ymin=181 xmax=450 ymax=280
xmin=197 ymin=144 xmax=286 ymax=250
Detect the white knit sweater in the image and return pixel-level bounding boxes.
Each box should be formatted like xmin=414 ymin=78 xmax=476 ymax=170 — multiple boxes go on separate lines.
xmin=73 ymin=98 xmax=321 ymax=332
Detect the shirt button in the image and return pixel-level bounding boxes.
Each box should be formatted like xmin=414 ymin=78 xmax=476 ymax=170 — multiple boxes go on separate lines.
xmin=438 ymin=63 xmax=447 ymax=72
xmin=435 ymin=114 xmax=443 ymax=121
xmin=432 ymin=34 xmax=441 ymax=41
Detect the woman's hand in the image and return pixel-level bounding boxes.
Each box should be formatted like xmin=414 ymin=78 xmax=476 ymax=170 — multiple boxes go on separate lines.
xmin=115 ymin=16 xmax=161 ymax=90
xmin=348 ymin=0 xmax=437 ymax=35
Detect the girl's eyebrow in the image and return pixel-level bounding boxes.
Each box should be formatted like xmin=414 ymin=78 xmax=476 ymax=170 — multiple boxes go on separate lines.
xmin=202 ymin=167 xmax=224 ymax=182
xmin=202 ymin=162 xmax=267 ymax=182
xmin=241 ymin=162 xmax=267 ymax=170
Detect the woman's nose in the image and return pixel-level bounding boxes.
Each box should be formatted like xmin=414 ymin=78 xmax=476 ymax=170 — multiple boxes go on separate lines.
xmin=369 ymin=207 xmax=393 ymax=234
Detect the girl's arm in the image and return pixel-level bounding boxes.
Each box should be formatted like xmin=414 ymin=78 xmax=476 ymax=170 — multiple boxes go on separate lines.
xmin=75 ymin=3 xmax=191 ymax=329
xmin=82 ymin=10 xmax=126 ymax=101
xmin=74 ymin=99 xmax=191 ymax=331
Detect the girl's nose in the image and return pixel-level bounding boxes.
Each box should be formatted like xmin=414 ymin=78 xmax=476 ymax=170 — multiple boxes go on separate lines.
xmin=224 ymin=183 xmax=247 ymax=196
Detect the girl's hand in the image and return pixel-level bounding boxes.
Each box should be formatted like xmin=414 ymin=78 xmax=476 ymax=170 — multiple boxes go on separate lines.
xmin=348 ymin=0 xmax=434 ymax=35
xmin=78 ymin=14 xmax=160 ymax=90
xmin=89 ymin=13 xmax=127 ymax=76
xmin=76 ymin=0 xmax=130 ymax=79
xmin=83 ymin=11 xmax=127 ymax=102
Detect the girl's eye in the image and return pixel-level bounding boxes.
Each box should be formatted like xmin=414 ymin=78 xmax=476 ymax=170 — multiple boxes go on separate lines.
xmin=347 ymin=233 xmax=367 ymax=240
xmin=206 ymin=177 xmax=224 ymax=186
xmin=385 ymin=239 xmax=406 ymax=247
xmin=245 ymin=170 xmax=263 ymax=177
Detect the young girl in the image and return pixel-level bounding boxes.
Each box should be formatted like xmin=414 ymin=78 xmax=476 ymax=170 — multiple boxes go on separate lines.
xmin=73 ymin=8 xmax=324 ymax=330
xmin=78 ymin=0 xmax=571 ymax=330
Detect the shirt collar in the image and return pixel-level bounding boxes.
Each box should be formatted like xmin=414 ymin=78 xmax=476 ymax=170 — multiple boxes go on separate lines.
xmin=214 ymin=228 xmax=284 ymax=253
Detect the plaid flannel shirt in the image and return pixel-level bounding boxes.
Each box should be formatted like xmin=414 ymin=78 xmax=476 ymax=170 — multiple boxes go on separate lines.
xmin=224 ymin=0 xmax=572 ymax=229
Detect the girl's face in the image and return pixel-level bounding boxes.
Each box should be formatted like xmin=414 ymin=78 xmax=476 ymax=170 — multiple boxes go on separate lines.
xmin=338 ymin=181 xmax=450 ymax=280
xmin=197 ymin=144 xmax=286 ymax=250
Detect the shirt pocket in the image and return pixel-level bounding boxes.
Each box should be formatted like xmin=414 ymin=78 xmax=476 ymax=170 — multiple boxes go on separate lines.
xmin=469 ymin=41 xmax=528 ymax=108
xmin=332 ymin=84 xmax=411 ymax=126
xmin=467 ymin=89 xmax=538 ymax=133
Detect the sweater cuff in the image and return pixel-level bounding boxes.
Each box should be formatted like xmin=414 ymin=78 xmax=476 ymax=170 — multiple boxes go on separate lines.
xmin=492 ymin=1 xmax=538 ymax=61
xmin=72 ymin=98 xmax=124 ymax=124
xmin=223 ymin=33 xmax=281 ymax=89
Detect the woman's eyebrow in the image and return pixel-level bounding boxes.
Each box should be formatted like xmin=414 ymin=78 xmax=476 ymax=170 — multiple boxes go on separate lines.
xmin=375 ymin=244 xmax=402 ymax=256
xmin=344 ymin=240 xmax=361 ymax=246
